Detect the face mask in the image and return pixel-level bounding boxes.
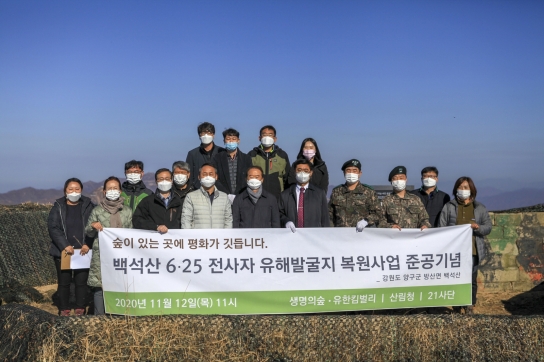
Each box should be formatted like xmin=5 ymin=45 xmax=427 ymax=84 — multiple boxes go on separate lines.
xmin=126 ymin=173 xmax=141 ymax=184
xmin=157 ymin=181 xmax=172 ymax=192
xmin=261 ymin=136 xmax=274 ymax=147
xmin=391 ymin=180 xmax=406 ymax=191
xmin=66 ymin=192 xmax=81 ymax=202
xmin=296 ymin=172 xmax=311 ymax=184
xmin=422 ymin=178 xmax=437 ymax=188
xmin=200 ymin=134 xmax=213 ymax=145
xmin=105 ymin=190 xmax=121 ymax=201
xmin=345 ymin=173 xmax=359 ymax=184
xmin=173 ymin=174 xmax=188 ymax=186
xmin=200 ymin=176 xmax=216 ymax=188
xmin=302 ymin=150 xmax=315 ymax=160
xmin=225 ymin=142 xmax=238 ymax=152
xmin=247 ymin=179 xmax=262 ymax=190
xmin=457 ymin=189 xmax=471 ymax=200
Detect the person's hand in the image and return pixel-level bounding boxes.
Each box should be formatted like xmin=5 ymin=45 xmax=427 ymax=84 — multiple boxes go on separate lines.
xmin=91 ymin=222 xmax=103 ymax=232
xmin=157 ymin=225 xmax=168 ymax=234
xmin=80 ymin=245 xmax=90 ymax=255
xmin=285 ymin=222 xmax=297 ymax=233
xmin=470 ymin=222 xmax=479 ymax=230
xmin=64 ymin=246 xmax=75 ymax=255
xmin=356 ymin=219 xmax=368 ymax=232
xmin=420 ymin=225 xmax=428 ymax=231
xmin=392 ymin=224 xmax=401 ymax=230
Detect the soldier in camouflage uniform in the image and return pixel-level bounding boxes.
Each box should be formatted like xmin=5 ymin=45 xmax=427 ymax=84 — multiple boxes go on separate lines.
xmin=380 ymin=165 xmax=431 ymax=230
xmin=329 ymin=159 xmax=384 ymax=230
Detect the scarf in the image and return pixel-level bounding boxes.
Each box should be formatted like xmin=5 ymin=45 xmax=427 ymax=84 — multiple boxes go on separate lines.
xmin=100 ymin=197 xmax=124 ymax=228
xmin=247 ymin=187 xmax=263 ymax=204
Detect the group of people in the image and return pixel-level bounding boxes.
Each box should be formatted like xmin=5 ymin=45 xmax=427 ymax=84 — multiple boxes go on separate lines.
xmin=47 ymin=122 xmax=491 ymax=316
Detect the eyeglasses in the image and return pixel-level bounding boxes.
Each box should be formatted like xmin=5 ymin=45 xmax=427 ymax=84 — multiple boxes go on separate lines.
xmin=422 ymin=175 xmax=438 ymax=179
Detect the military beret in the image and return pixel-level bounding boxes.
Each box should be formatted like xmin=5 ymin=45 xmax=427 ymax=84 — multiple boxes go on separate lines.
xmin=388 ymin=165 xmax=407 ymax=182
xmin=341 ymin=159 xmax=361 ymax=171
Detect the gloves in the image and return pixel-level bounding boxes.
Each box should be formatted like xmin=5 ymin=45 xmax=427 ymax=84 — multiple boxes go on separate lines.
xmin=285 ymin=221 xmax=297 ymax=233
xmin=227 ymin=194 xmax=236 ymax=205
xmin=356 ymin=219 xmax=368 ymax=232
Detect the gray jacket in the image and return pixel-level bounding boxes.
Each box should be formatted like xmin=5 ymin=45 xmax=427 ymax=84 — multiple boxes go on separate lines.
xmin=439 ymin=199 xmax=492 ymax=260
xmin=85 ymin=204 xmax=133 ymax=288
xmin=181 ymin=187 xmax=233 ymax=229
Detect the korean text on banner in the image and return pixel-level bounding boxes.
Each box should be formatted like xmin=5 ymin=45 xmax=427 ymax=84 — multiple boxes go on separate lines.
xmin=100 ymin=225 xmax=473 ymax=315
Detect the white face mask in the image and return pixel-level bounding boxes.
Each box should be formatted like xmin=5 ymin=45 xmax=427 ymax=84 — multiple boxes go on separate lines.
xmin=391 ymin=180 xmax=407 ymax=191
xmin=173 ymin=174 xmax=188 ymax=186
xmin=200 ymin=176 xmax=216 ymax=188
xmin=345 ymin=173 xmax=359 ymax=184
xmin=247 ymin=179 xmax=262 ymax=190
xmin=157 ymin=181 xmax=172 ymax=192
xmin=302 ymin=150 xmax=315 ymax=160
xmin=261 ymin=136 xmax=274 ymax=147
xmin=422 ymin=178 xmax=437 ymax=188
xmin=296 ymin=172 xmax=311 ymax=184
xmin=126 ymin=173 xmax=141 ymax=184
xmin=457 ymin=189 xmax=471 ymax=200
xmin=200 ymin=134 xmax=213 ymax=145
xmin=105 ymin=190 xmax=121 ymax=201
xmin=66 ymin=192 xmax=81 ymax=202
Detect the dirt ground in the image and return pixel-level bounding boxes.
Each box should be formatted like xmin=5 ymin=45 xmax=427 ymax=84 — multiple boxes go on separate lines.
xmin=27 ymin=284 xmax=539 ymax=316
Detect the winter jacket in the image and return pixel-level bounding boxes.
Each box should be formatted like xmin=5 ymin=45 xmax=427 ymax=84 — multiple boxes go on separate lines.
xmin=287 ymin=158 xmax=329 ymax=193
xmin=213 ymin=150 xmax=253 ymax=195
xmin=248 ymin=145 xmax=291 ymax=199
xmin=186 ymin=143 xmax=225 ymax=187
xmin=232 ymin=188 xmax=281 ymax=228
xmin=85 ymin=204 xmax=133 ymax=288
xmin=181 ymin=187 xmax=233 ymax=229
xmin=410 ymin=188 xmax=451 ymax=227
xmin=439 ymin=199 xmax=492 ymax=260
xmin=279 ymin=183 xmax=330 ymax=228
xmin=172 ymin=183 xmax=195 ymax=208
xmin=133 ymin=190 xmax=183 ymax=230
xmin=121 ymin=181 xmax=152 ymax=213
xmin=47 ymin=196 xmax=95 ymax=257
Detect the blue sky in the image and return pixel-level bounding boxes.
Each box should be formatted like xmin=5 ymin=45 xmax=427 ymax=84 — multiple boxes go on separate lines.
xmin=1 ymin=0 xmax=543 ymax=194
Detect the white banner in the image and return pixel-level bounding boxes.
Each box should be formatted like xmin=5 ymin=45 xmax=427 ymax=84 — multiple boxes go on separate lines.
xmin=100 ymin=225 xmax=472 ymax=315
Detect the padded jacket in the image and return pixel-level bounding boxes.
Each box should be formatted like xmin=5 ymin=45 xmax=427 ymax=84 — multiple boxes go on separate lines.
xmin=85 ymin=203 xmax=133 ymax=288
xmin=181 ymin=187 xmax=233 ymax=229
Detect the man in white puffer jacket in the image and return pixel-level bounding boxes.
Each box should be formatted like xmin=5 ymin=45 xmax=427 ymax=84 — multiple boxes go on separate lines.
xmin=181 ymin=162 xmax=233 ymax=229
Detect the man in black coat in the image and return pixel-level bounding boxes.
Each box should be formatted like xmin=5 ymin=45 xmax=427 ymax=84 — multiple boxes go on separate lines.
xmin=279 ymin=159 xmax=330 ymax=232
xmin=186 ymin=122 xmax=225 ymax=188
xmin=410 ymin=166 xmax=451 ymax=227
xmin=232 ymin=165 xmax=281 ymax=228
xmin=213 ymin=128 xmax=252 ymax=200
xmin=133 ymin=168 xmax=183 ymax=233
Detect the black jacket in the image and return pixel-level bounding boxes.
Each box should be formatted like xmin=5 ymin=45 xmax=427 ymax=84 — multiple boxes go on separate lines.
xmin=172 ymin=183 xmax=195 ymax=208
xmin=287 ymin=158 xmax=329 ymax=193
xmin=279 ymin=183 xmax=330 ymax=228
xmin=410 ymin=188 xmax=451 ymax=227
xmin=133 ymin=189 xmax=183 ymax=230
xmin=213 ymin=150 xmax=253 ymax=195
xmin=186 ymin=143 xmax=225 ymax=188
xmin=47 ymin=195 xmax=95 ymax=257
xmin=232 ymin=188 xmax=281 ymax=228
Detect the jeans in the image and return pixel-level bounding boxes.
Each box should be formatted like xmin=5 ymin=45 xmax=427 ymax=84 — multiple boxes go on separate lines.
xmin=53 ymin=257 xmax=89 ymax=311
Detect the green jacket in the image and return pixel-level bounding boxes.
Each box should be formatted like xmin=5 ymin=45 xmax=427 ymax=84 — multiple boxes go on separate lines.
xmin=248 ymin=145 xmax=291 ymax=200
xmin=85 ymin=204 xmax=133 ymax=288
xmin=329 ymin=182 xmax=384 ymax=227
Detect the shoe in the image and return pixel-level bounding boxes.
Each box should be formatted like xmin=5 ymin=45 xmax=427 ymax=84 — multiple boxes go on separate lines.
xmin=74 ymin=308 xmax=85 ymax=316
xmin=60 ymin=310 xmax=71 ymax=316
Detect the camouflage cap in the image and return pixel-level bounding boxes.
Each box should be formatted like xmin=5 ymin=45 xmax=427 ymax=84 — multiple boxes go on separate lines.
xmin=341 ymin=159 xmax=361 ymax=171
xmin=388 ymin=165 xmax=407 ymax=182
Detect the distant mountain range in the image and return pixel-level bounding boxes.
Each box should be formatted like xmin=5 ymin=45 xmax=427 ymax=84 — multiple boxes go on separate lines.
xmin=1 ymin=175 xmax=543 ymax=212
